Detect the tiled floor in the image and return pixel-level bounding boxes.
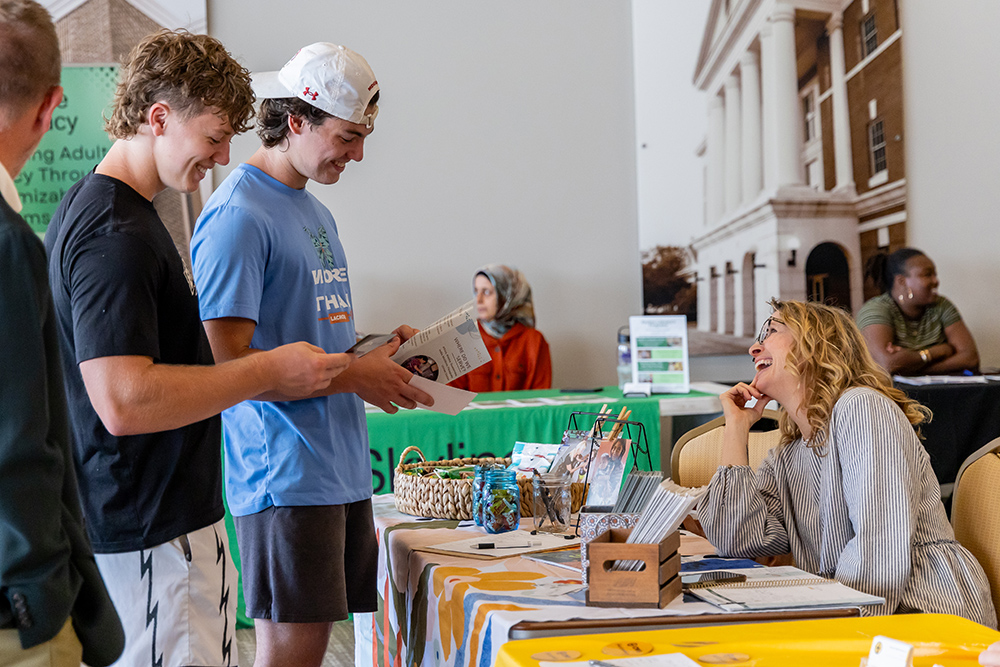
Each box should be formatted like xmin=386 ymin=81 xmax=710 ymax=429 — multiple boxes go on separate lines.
xmin=235 ymin=620 xmax=355 ymax=667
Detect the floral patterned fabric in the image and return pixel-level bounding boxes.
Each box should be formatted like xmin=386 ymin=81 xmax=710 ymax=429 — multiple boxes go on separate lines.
xmin=354 ymin=496 xmax=722 ymax=667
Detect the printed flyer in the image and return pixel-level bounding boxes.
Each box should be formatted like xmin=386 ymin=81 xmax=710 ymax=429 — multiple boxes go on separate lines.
xmin=629 ymin=315 xmax=690 ymax=393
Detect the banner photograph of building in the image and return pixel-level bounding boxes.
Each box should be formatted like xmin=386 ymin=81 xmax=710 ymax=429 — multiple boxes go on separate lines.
xmin=685 ymin=0 xmax=904 ymax=342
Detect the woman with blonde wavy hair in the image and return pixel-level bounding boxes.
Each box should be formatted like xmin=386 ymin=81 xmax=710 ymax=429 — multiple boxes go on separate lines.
xmin=699 ymin=299 xmax=995 ymax=626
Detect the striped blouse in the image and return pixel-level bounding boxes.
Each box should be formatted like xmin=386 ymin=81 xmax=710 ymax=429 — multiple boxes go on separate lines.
xmin=699 ymin=386 xmax=996 ymax=627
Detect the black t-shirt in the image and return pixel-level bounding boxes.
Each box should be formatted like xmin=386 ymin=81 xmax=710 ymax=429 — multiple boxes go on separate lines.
xmin=45 ymin=173 xmax=223 ymax=552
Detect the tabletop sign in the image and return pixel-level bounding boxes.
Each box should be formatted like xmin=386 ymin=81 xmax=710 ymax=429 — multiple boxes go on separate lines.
xmin=866 ymin=635 xmax=914 ymax=667
xmin=629 ymin=315 xmax=690 ymax=394
xmin=530 ymin=650 xmax=581 ymax=661
xmin=602 ymin=641 xmax=654 ymax=656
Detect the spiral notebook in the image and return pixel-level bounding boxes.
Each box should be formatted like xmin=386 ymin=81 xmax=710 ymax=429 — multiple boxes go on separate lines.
xmin=686 ymin=565 xmax=885 ymax=612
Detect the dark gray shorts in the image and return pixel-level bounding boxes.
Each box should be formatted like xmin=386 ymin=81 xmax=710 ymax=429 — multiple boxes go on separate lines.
xmin=234 ymin=499 xmax=378 ymax=623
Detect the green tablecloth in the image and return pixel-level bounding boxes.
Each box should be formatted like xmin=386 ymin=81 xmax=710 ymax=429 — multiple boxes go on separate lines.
xmin=226 ymin=385 xmax=713 ymax=626
xmin=368 ymin=386 xmax=664 ymax=492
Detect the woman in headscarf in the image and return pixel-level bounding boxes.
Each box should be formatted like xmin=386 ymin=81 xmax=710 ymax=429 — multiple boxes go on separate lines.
xmin=450 ymin=265 xmax=552 ymax=392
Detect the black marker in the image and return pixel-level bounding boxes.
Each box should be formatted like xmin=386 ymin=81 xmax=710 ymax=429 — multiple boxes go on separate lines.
xmin=471 ymin=542 xmax=535 ymax=549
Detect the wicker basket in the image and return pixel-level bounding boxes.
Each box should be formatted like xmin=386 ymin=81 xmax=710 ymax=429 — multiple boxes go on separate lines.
xmin=393 ymin=446 xmax=588 ymax=520
xmin=393 ymin=446 xmax=509 ymax=520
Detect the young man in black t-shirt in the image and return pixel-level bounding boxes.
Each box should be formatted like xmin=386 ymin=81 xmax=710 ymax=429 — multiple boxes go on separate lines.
xmin=45 ymin=31 xmax=353 ymax=667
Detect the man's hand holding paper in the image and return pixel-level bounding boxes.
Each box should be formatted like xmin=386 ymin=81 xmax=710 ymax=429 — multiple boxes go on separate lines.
xmin=385 ymin=302 xmax=491 ymax=414
xmin=337 ymin=335 xmax=434 ymax=413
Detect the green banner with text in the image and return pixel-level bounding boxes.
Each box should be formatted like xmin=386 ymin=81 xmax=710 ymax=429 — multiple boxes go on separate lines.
xmin=15 ymin=65 xmax=117 ymax=234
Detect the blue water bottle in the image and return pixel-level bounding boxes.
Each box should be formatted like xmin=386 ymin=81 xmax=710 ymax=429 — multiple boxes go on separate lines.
xmin=617 ymin=326 xmax=631 ymax=389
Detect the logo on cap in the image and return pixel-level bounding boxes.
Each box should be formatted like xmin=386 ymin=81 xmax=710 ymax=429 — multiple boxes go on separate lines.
xmin=303 ymin=87 xmax=319 ymax=101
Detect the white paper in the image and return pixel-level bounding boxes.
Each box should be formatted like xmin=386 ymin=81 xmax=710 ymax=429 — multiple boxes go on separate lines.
xmin=421 ymin=528 xmax=580 ymax=558
xmin=409 ymin=375 xmax=476 ymax=415
xmin=515 ymin=582 xmax=585 ymax=599
xmin=391 ymin=301 xmax=491 ymax=384
xmin=867 ymin=635 xmax=914 ymax=667
xmin=541 ymin=654 xmax=700 ymax=667
xmin=893 ymin=374 xmax=989 ymax=385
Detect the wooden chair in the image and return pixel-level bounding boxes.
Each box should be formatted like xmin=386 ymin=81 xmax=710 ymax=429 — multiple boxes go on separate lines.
xmin=670 ymin=410 xmax=783 ymax=487
xmin=951 ymin=436 xmax=1000 ymax=615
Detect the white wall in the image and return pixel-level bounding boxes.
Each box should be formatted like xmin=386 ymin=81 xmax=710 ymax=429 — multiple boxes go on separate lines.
xmin=632 ymin=0 xmax=710 ymax=250
xmin=901 ymin=3 xmax=1000 ymax=368
xmin=207 ymin=1 xmax=641 ymax=388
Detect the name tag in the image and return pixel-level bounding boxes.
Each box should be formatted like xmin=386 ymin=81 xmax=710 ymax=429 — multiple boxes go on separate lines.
xmin=866 ymin=635 xmax=913 ymax=667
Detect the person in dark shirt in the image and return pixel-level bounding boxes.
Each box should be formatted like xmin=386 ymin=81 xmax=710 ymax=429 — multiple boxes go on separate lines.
xmin=0 ymin=1 xmax=123 ymax=664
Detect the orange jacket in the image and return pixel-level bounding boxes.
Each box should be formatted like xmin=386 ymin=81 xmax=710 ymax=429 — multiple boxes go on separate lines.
xmin=450 ymin=322 xmax=552 ymax=392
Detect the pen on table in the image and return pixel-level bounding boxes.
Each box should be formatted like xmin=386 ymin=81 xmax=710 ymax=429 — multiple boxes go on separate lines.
xmin=470 ymin=542 xmax=536 ymax=550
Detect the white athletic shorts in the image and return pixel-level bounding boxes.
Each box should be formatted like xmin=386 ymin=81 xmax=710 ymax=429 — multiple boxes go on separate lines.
xmin=94 ymin=519 xmax=238 ymax=667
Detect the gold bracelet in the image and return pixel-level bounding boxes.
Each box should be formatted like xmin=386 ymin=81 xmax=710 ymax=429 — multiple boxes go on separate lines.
xmin=919 ymin=348 xmax=931 ymax=363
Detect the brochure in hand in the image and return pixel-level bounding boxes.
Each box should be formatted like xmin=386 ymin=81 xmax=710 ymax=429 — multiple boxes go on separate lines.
xmin=373 ymin=301 xmax=490 ymax=415
xmin=390 ymin=301 xmax=491 ymax=384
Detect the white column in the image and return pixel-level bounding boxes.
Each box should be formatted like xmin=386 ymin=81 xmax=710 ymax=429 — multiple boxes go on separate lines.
xmin=760 ymin=23 xmax=778 ymax=191
xmin=732 ymin=264 xmax=745 ymax=339
xmin=827 ymin=12 xmax=855 ymax=191
xmin=770 ymin=4 xmax=804 ymax=187
xmin=696 ymin=267 xmax=712 ymax=332
xmin=740 ymin=51 xmax=763 ymax=202
xmin=706 ymin=94 xmax=726 ymax=225
xmin=724 ymin=74 xmax=742 ymax=211
xmin=715 ymin=269 xmax=726 ymax=334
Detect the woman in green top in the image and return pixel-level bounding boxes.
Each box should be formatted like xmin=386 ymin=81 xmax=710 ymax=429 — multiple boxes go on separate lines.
xmin=856 ymin=248 xmax=979 ymax=375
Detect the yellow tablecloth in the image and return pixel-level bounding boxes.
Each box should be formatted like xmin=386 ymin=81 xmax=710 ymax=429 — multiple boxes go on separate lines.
xmin=495 ymin=613 xmax=1000 ymax=666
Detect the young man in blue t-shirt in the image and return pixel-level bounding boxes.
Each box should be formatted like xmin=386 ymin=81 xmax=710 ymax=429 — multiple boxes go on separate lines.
xmin=191 ymin=43 xmax=433 ymax=666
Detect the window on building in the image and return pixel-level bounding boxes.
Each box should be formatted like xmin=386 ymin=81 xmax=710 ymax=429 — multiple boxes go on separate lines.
xmin=807 ymin=160 xmax=822 ymax=190
xmin=868 ymin=119 xmax=887 ymax=174
xmin=861 ymin=13 xmax=878 ymax=57
xmin=803 ymin=93 xmax=817 ymax=142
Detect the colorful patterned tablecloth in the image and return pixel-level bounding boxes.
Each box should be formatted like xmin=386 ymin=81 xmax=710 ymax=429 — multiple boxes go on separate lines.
xmin=353 ymin=495 xmax=723 ymax=667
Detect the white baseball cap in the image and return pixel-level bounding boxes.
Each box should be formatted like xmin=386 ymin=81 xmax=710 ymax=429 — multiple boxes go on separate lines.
xmin=252 ymin=42 xmax=379 ymax=128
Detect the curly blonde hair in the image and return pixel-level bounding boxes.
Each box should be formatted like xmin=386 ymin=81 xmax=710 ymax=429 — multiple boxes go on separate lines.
xmin=769 ymin=298 xmax=930 ymax=450
xmin=105 ymin=30 xmax=254 ymax=139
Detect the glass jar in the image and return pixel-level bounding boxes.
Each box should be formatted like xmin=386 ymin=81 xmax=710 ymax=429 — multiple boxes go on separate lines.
xmin=482 ymin=469 xmax=520 ymax=534
xmin=532 ymin=473 xmax=571 ymax=534
xmin=472 ymin=464 xmax=490 ymax=526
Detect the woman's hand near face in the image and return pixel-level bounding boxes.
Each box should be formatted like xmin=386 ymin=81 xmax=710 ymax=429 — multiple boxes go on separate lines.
xmin=718 ymin=382 xmax=771 ymax=467
xmin=720 ymin=382 xmax=770 ymax=432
